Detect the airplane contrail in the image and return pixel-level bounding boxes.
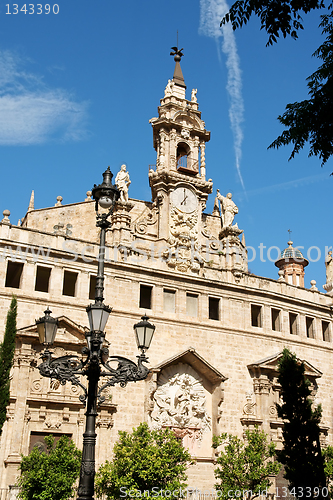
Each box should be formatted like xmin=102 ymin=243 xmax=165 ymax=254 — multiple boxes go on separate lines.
xmin=199 ymin=0 xmax=245 ymax=193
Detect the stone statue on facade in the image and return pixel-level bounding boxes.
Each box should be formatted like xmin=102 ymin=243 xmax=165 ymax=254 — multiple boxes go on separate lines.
xmin=191 ymin=89 xmax=197 ymax=103
xmin=325 ymin=251 xmax=333 ymax=284
xmin=115 ymin=164 xmax=131 ymax=203
xmin=216 ymin=190 xmax=238 ymax=227
xmin=164 ymin=79 xmax=174 ymax=97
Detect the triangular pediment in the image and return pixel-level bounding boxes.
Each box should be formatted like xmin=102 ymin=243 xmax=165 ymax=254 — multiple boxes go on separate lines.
xmin=17 ymin=315 xmax=87 ymax=345
xmin=248 ymin=351 xmax=322 ymax=379
xmin=152 ymin=347 xmax=227 ymax=385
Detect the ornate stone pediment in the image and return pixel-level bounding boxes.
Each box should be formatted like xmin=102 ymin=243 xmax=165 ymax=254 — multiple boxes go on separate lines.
xmin=152 ymin=347 xmax=227 ymax=384
xmin=248 ymin=351 xmax=322 ymax=381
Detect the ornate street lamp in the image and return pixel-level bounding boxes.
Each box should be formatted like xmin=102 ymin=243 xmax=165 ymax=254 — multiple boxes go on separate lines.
xmin=134 ymin=314 xmax=156 ymax=352
xmin=36 ymin=167 xmax=155 ymax=500
xmin=35 ymin=308 xmax=58 ymax=346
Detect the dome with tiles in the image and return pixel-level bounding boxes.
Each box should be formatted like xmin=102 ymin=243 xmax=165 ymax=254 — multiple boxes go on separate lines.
xmin=279 ymin=241 xmax=305 ymax=260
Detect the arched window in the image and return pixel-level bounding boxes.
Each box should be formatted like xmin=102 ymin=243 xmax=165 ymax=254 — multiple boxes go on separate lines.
xmin=176 ymin=142 xmax=190 ymax=170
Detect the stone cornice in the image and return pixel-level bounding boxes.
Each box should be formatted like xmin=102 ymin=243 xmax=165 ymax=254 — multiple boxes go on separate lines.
xmin=149 ymin=169 xmax=213 ymax=198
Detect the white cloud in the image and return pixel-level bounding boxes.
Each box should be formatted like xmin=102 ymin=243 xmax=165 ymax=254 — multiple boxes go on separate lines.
xmin=199 ymin=0 xmax=245 ymax=192
xmin=0 ymin=50 xmax=88 ymax=145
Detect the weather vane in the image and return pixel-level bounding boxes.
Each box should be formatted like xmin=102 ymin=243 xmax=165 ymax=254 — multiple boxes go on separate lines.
xmin=170 ymin=32 xmax=184 ymax=62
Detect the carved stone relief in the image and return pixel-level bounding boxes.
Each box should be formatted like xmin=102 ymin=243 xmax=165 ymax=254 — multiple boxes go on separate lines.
xmin=44 ymin=412 xmax=62 ymax=429
xmin=31 ymin=378 xmax=43 ymax=393
xmin=134 ymin=205 xmax=159 ymax=236
xmin=149 ymin=363 xmax=211 ymax=444
xmin=163 ymin=207 xmax=201 ymax=273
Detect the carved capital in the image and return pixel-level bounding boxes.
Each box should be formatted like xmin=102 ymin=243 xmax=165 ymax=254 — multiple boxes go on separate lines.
xmin=253 ymin=377 xmax=271 ymax=395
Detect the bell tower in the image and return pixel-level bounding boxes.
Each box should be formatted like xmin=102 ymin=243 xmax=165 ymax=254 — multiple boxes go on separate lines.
xmin=149 ymin=47 xmax=211 ymax=181
xmin=148 ymin=48 xmax=213 ymax=271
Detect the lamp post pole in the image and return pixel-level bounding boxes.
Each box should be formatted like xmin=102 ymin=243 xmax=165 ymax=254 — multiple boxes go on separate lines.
xmin=36 ymin=167 xmax=156 ymax=500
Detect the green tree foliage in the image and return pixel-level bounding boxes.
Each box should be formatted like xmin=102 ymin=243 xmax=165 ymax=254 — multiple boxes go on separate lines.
xmin=221 ymin=1 xmax=333 ymax=165
xmin=17 ymin=434 xmax=82 ymax=500
xmin=213 ymin=427 xmax=281 ymax=500
xmin=322 ymin=445 xmax=333 ymax=496
xmin=276 ymin=348 xmax=326 ymax=496
xmin=0 ymin=296 xmax=17 ymax=435
xmin=95 ymin=422 xmax=192 ymax=500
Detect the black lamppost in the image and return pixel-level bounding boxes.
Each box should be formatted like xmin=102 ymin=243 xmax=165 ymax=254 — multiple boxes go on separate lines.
xmin=36 ymin=167 xmax=155 ymax=500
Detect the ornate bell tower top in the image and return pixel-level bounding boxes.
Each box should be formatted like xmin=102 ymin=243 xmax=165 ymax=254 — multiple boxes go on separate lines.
xmin=149 ymin=47 xmax=211 ymax=195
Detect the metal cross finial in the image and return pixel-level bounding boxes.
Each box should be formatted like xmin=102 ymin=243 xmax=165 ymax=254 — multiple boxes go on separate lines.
xmin=288 ymin=229 xmax=292 ymax=238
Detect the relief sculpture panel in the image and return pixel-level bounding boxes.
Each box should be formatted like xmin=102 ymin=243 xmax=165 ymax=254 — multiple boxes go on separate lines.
xmin=149 ymin=363 xmax=211 ymax=455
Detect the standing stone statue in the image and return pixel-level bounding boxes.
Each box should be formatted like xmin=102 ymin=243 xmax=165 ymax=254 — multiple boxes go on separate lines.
xmin=216 ymin=190 xmax=238 ymax=227
xmin=115 ymin=164 xmax=131 ymax=203
xmin=325 ymin=251 xmax=333 ymax=284
xmin=164 ymin=79 xmax=174 ymax=97
xmin=191 ymin=89 xmax=197 ymax=103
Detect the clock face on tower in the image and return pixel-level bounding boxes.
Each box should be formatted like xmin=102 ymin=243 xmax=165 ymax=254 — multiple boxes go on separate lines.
xmin=171 ymin=187 xmax=198 ymax=213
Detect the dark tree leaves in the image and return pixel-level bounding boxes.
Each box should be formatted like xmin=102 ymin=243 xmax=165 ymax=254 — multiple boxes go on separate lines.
xmin=221 ymin=0 xmax=325 ymax=46
xmin=269 ymin=9 xmax=333 ymax=165
xmin=221 ymin=0 xmax=333 ymax=165
xmin=277 ymin=349 xmax=326 ymax=496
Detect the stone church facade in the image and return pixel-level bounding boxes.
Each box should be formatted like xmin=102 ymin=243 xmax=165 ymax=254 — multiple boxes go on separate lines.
xmin=0 ymin=54 xmax=333 ymax=495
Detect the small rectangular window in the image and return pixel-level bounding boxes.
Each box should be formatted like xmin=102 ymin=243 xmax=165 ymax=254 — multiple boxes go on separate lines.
xmin=209 ymin=297 xmax=220 ymax=321
xmin=186 ymin=293 xmax=198 ymax=317
xmin=62 ymin=271 xmax=78 ymax=297
xmin=322 ymin=321 xmax=330 ymax=342
xmin=139 ymin=284 xmax=152 ymax=309
xmin=289 ymin=313 xmax=298 ymax=335
xmin=251 ymin=304 xmax=262 ymax=327
xmin=163 ymin=289 xmax=175 ymax=313
xmin=89 ymin=275 xmax=97 ymax=300
xmin=5 ymin=261 xmax=24 ymax=288
xmin=35 ymin=266 xmax=51 ymax=293
xmin=306 ymin=317 xmax=315 ymax=338
xmin=271 ymin=308 xmax=281 ymax=331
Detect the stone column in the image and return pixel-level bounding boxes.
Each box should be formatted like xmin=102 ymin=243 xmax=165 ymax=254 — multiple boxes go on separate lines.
xmin=110 ymin=202 xmax=134 ymax=247
xmin=253 ymin=375 xmax=272 ymax=435
xmin=3 ymin=345 xmax=33 ymax=487
xmin=200 ymin=143 xmax=206 ymax=179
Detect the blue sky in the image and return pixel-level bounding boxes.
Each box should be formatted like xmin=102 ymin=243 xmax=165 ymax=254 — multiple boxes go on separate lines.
xmin=0 ymin=0 xmax=331 ymax=289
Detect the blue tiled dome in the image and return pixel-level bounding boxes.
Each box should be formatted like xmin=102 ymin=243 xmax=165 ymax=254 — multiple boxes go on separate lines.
xmin=275 ymin=241 xmax=309 ymax=268
xmin=279 ymin=241 xmax=305 ymax=260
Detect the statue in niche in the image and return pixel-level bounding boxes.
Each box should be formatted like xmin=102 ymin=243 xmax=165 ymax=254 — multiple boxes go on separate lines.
xmin=191 ymin=89 xmax=197 ymax=102
xmin=164 ymin=79 xmax=174 ymax=97
xmin=325 ymin=251 xmax=333 ymax=283
xmin=216 ymin=190 xmax=238 ymax=227
xmin=115 ymin=164 xmax=131 ymax=203
xmin=150 ymin=368 xmax=211 ymax=442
